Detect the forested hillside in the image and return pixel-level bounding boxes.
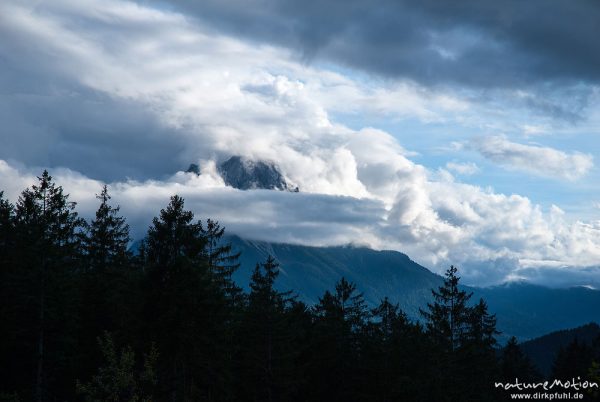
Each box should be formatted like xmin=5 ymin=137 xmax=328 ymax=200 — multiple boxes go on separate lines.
xmin=1 ymin=172 xmax=599 ymax=402
xmin=228 ymin=237 xmax=600 ymax=341
xmin=520 ymin=323 xmax=600 ymax=376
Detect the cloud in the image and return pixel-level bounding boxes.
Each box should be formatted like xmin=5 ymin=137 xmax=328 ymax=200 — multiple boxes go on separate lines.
xmin=0 ymin=0 xmax=599 ymax=288
xmin=445 ymin=161 xmax=479 ymax=176
xmin=0 ymin=159 xmax=386 ymax=246
xmin=3 ymin=152 xmax=600 ymax=288
xmin=0 ymin=0 xmax=472 ymax=183
xmin=151 ymin=0 xmax=600 ymax=123
xmin=158 ymin=0 xmax=600 ymax=90
xmin=471 ymin=136 xmax=593 ymax=180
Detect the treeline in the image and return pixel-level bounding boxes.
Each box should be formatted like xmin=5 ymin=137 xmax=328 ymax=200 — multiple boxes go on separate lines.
xmin=0 ymin=171 xmax=597 ymax=402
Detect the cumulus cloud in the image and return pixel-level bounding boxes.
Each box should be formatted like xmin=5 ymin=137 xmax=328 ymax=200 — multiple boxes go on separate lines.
xmin=0 ymin=0 xmax=599 ymax=288
xmin=0 ymin=159 xmax=386 ymax=245
xmin=0 ymin=0 xmax=471 ymax=183
xmin=3 ymin=156 xmax=600 ymax=288
xmin=471 ymin=136 xmax=593 ymax=180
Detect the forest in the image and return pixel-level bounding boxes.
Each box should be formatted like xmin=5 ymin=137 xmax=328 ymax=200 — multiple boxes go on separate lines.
xmin=1 ymin=171 xmax=599 ymax=402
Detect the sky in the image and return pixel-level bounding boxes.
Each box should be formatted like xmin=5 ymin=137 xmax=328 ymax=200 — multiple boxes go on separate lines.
xmin=1 ymin=0 xmax=599 ymax=287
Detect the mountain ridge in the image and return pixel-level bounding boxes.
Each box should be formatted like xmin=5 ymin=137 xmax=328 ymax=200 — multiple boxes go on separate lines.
xmin=227 ymin=235 xmax=600 ymax=341
xmin=129 ymin=234 xmax=600 ymax=341
xmin=519 ymin=322 xmax=600 ymax=376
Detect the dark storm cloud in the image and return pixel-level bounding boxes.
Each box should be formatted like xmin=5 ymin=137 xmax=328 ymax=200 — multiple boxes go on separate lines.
xmin=0 ymin=75 xmax=189 ymax=182
xmin=160 ymin=0 xmax=600 ymax=89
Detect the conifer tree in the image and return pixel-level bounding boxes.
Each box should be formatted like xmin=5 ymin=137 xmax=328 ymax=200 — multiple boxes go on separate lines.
xmin=364 ymin=298 xmax=427 ymax=401
xmin=79 ymin=186 xmax=135 ymax=382
xmin=420 ymin=266 xmax=479 ymax=402
xmin=0 ymin=191 xmax=13 ymax=258
xmin=501 ymin=337 xmax=539 ymax=382
xmin=144 ymin=195 xmax=205 ymax=269
xmin=238 ymin=255 xmax=300 ymax=402
xmin=0 ymin=177 xmax=528 ymax=402
xmin=420 ymin=265 xmax=473 ymax=352
xmin=552 ymin=338 xmax=594 ymax=380
xmin=0 ymin=192 xmax=17 ymax=396
xmin=199 ymin=218 xmax=241 ymax=300
xmin=11 ymin=171 xmax=85 ymax=402
xmin=142 ymin=195 xmax=230 ymax=401
xmin=466 ymin=298 xmax=499 ymax=348
xmin=309 ymin=278 xmax=369 ymax=402
xmin=85 ymin=185 xmax=130 ymax=270
xmin=459 ymin=298 xmax=500 ymax=401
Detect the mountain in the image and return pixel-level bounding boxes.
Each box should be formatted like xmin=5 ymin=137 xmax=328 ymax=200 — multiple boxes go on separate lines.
xmin=519 ymin=323 xmax=600 ymax=376
xmin=230 ymin=235 xmax=441 ymax=319
xmin=129 ymin=235 xmax=600 ymax=340
xmin=228 ymin=236 xmax=600 ymax=341
xmin=476 ymin=283 xmax=600 ymax=342
xmin=186 ymin=163 xmax=201 ymax=175
xmin=214 ymin=156 xmax=299 ymax=191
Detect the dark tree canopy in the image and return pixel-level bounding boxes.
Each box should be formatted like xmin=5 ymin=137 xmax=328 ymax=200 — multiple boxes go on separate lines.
xmin=1 ymin=171 xmax=583 ymax=402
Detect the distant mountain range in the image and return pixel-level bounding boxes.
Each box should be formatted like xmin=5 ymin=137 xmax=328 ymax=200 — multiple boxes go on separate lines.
xmin=228 ymin=236 xmax=600 ymax=342
xmin=174 ymin=157 xmax=600 ymax=342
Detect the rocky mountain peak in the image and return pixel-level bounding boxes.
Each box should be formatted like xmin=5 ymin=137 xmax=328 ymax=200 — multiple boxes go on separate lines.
xmin=218 ymin=156 xmax=298 ymax=191
xmin=186 ymin=156 xmax=298 ymax=191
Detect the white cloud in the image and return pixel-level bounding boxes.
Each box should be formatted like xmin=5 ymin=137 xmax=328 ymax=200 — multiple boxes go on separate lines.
xmin=0 ymin=0 xmax=599 ymax=287
xmin=522 ymin=124 xmax=547 ymax=136
xmin=445 ymin=161 xmax=480 ymax=175
xmin=4 ymin=152 xmax=600 ymax=287
xmin=471 ymin=136 xmax=593 ymax=180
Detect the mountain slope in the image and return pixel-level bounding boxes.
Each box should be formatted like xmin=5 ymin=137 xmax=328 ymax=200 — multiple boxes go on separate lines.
xmin=476 ymin=284 xmax=600 ymax=343
xmin=228 ymin=236 xmax=600 ymax=341
xmin=230 ymin=235 xmax=441 ymax=318
xmin=519 ymin=323 xmax=600 ymax=376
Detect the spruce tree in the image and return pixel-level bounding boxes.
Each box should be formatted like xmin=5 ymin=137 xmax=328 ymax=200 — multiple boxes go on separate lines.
xmin=199 ymin=218 xmax=241 ymax=301
xmin=420 ymin=265 xmax=473 ymax=352
xmin=11 ymin=171 xmax=85 ymax=402
xmin=0 ymin=192 xmax=17 ymax=396
xmin=501 ymin=337 xmax=539 ymax=382
xmin=0 ymin=191 xmax=13 ymax=258
xmin=79 ymin=185 xmax=135 ymax=382
xmin=420 ymin=266 xmax=478 ymax=402
xmin=459 ymin=298 xmax=500 ymax=401
xmin=465 ymin=298 xmax=499 ymax=348
xmin=552 ymin=338 xmax=594 ymax=380
xmin=144 ymin=195 xmax=205 ymax=269
xmin=238 ymin=255 xmax=297 ymax=402
xmin=85 ymin=185 xmax=130 ymax=270
xmin=309 ymin=277 xmax=369 ymax=402
xmin=364 ymin=298 xmax=427 ymax=401
xmin=142 ymin=195 xmax=230 ymax=401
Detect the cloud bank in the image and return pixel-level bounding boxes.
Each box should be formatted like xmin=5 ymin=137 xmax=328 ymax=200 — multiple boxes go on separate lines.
xmin=161 ymin=0 xmax=600 ymax=88
xmin=0 ymin=0 xmax=599 ymax=287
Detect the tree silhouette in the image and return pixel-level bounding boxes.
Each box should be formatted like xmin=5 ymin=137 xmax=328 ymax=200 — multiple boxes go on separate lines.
xmin=552 ymin=338 xmax=594 ymax=380
xmin=420 ymin=266 xmax=500 ymax=402
xmin=421 ymin=265 xmax=473 ymax=352
xmin=11 ymin=171 xmax=85 ymax=402
xmin=76 ymin=333 xmax=157 ymax=402
xmin=501 ymin=336 xmax=539 ymax=382
xmin=0 ymin=174 xmax=522 ymax=402
xmin=78 ymin=186 xmax=136 ymax=383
